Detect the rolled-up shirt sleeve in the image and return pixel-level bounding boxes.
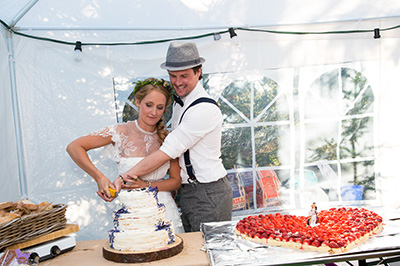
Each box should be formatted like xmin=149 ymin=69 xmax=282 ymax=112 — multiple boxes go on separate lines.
xmin=160 ymin=103 xmax=221 ymax=159
xmin=160 ymin=131 xmax=187 ymax=159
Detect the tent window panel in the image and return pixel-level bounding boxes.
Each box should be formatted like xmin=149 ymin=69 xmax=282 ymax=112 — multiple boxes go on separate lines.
xmin=253 ymin=77 xmax=290 ymax=122
xmin=341 ymin=68 xmax=374 ymax=116
xmin=305 ymin=165 xmax=340 ymax=202
xmin=303 ymin=66 xmax=377 ymax=204
xmin=305 ymin=70 xmax=340 ymax=120
xmin=204 ymin=63 xmax=377 ymax=209
xmin=218 ymin=97 xmax=247 ymax=124
xmin=220 ymin=79 xmax=252 ymax=122
xmin=274 ymin=169 xmax=293 ymax=206
xmin=256 ymin=86 xmax=291 ymax=123
xmin=227 ymin=169 xmax=256 ymax=211
xmin=257 ymin=99 xmax=290 ymax=123
xmin=254 ymin=124 xmax=290 ymax=167
xmin=340 ymin=160 xmax=376 ymax=201
xmin=122 ymin=103 xmax=138 ymax=122
xmin=255 ymin=169 xmax=281 ymax=209
xmin=340 ymin=117 xmax=374 ymax=159
xmin=347 ymin=87 xmax=374 ymax=115
xmin=221 ymin=127 xmax=252 ymax=170
xmin=305 ymin=121 xmax=339 ymax=163
xmin=290 ymin=168 xmax=331 ymax=205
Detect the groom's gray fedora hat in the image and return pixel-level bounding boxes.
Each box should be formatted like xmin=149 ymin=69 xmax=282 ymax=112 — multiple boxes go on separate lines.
xmin=160 ymin=42 xmax=205 ymax=71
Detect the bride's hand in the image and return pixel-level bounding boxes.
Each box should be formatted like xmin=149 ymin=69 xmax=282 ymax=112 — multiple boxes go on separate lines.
xmin=96 ymin=176 xmax=115 ymax=202
xmin=112 ymin=175 xmax=124 ymax=192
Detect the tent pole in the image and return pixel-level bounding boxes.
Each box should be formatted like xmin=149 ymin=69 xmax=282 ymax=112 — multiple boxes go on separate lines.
xmin=9 ymin=0 xmax=39 ymax=28
xmin=13 ymin=15 xmax=400 ymax=32
xmin=6 ymin=30 xmax=28 ymax=198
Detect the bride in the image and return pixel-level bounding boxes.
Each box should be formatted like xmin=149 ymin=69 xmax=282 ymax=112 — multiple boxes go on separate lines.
xmin=66 ymin=78 xmax=184 ymax=233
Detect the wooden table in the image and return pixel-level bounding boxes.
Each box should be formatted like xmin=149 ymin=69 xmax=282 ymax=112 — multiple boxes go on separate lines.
xmin=40 ymin=232 xmax=209 ymax=266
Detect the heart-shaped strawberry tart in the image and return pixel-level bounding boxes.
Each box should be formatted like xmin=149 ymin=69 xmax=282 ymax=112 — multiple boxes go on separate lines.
xmin=235 ymin=207 xmax=383 ymax=253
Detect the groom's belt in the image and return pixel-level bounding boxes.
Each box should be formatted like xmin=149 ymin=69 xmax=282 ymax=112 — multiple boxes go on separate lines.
xmin=181 ymin=176 xmax=226 ymax=188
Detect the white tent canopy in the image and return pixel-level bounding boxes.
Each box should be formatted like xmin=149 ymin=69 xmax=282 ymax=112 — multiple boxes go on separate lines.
xmin=2 ymin=0 xmax=400 ymax=241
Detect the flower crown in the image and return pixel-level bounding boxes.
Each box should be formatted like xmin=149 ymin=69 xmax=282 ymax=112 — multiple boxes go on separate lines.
xmin=132 ymin=78 xmax=174 ymax=98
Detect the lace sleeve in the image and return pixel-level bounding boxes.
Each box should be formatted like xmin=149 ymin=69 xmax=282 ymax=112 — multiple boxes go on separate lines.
xmin=88 ymin=121 xmax=160 ymax=163
xmin=89 ymin=125 xmax=121 ymax=162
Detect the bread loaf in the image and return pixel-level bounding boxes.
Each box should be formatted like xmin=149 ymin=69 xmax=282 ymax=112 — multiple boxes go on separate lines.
xmin=0 ymin=200 xmax=54 ymax=225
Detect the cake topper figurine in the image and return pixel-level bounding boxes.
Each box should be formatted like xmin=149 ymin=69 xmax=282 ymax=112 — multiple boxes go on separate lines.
xmin=307 ymin=202 xmax=319 ymax=227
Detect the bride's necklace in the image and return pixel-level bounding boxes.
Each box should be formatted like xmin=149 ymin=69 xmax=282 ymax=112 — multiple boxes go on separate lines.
xmin=134 ymin=120 xmax=156 ymax=135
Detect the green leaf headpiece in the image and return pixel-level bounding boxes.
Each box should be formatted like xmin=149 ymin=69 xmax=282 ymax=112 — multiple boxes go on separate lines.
xmin=132 ymin=78 xmax=174 ymax=99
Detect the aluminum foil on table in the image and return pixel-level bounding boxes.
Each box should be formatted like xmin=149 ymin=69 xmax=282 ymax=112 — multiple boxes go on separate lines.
xmin=200 ymin=206 xmax=400 ymax=266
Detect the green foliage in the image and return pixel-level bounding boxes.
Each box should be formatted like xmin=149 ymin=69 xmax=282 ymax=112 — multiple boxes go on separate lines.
xmin=206 ymin=75 xmax=288 ymax=169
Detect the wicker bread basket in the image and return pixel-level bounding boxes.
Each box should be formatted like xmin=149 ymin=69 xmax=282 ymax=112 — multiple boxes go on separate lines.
xmin=0 ymin=204 xmax=67 ymax=251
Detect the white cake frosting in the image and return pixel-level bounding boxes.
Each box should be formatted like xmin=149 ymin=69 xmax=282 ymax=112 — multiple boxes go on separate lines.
xmin=108 ymin=187 xmax=176 ymax=251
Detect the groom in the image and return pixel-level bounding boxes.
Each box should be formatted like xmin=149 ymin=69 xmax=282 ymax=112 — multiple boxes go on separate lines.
xmin=120 ymin=42 xmax=232 ymax=232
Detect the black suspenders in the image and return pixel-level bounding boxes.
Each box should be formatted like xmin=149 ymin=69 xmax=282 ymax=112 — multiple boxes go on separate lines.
xmin=178 ymin=97 xmax=219 ymax=184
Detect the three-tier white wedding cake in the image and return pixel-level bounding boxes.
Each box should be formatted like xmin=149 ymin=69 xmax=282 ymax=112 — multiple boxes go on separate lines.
xmin=108 ymin=187 xmax=176 ymax=251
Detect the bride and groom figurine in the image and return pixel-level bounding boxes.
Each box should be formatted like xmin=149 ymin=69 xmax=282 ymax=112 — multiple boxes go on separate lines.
xmin=307 ymin=202 xmax=319 ymax=227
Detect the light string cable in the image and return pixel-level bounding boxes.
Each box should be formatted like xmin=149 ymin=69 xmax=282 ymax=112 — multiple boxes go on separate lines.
xmin=1 ymin=19 xmax=400 ymax=47
xmin=0 ymin=19 xmax=225 ymax=46
xmin=236 ymin=24 xmax=400 ymax=35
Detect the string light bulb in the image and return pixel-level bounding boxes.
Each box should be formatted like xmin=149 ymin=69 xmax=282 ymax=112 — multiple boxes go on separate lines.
xmin=229 ymin=28 xmax=237 ymax=39
xmin=374 ymin=28 xmax=381 ymax=39
xmin=73 ymin=41 xmax=82 ymax=62
xmin=228 ymin=28 xmax=239 ymax=45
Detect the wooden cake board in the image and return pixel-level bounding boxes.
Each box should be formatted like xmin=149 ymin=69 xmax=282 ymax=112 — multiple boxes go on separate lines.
xmin=103 ymin=235 xmax=184 ymax=263
xmin=6 ymin=224 xmax=79 ymax=250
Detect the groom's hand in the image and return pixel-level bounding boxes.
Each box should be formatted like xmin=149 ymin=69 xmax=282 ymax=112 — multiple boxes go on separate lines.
xmin=122 ymin=174 xmax=147 ymax=189
xmin=123 ymin=174 xmax=139 ymax=183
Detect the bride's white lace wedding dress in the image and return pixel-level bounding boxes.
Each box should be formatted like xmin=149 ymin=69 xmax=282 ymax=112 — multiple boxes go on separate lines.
xmin=91 ymin=120 xmax=184 ymax=233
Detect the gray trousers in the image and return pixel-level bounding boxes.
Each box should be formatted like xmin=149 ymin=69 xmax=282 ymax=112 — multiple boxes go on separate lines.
xmin=180 ymin=176 xmax=233 ymax=232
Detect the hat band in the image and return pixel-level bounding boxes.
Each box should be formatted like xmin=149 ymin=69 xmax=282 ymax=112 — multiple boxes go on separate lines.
xmin=165 ymin=58 xmax=202 ymax=68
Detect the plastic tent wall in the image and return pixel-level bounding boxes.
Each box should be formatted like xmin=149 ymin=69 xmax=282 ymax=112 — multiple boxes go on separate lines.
xmin=1 ymin=0 xmax=400 ymax=241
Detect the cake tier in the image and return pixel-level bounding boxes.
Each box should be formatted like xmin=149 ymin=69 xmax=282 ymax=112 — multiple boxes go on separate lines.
xmin=110 ymin=225 xmax=173 ymax=251
xmin=113 ymin=206 xmax=165 ymax=231
xmin=118 ymin=189 xmax=160 ymax=209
